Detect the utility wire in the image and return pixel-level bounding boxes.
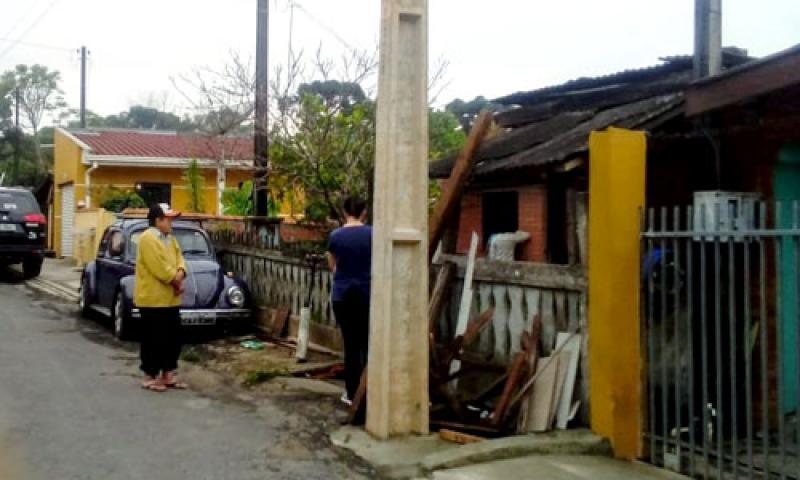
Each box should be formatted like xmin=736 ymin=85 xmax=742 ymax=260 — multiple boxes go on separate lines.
xmin=0 ymin=0 xmax=46 ymax=40
xmin=0 ymin=37 xmax=71 ymax=52
xmin=0 ymin=0 xmax=61 ymax=62
xmin=289 ymin=1 xmax=356 ymax=52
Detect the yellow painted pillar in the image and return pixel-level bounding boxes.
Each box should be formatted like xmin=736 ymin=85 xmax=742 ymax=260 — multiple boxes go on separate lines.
xmin=588 ymin=127 xmax=646 ymax=460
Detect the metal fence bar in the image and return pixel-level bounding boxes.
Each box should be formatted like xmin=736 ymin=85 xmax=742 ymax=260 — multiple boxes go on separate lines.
xmin=648 ymin=208 xmax=657 ymax=465
xmin=794 ymin=200 xmax=800 ymax=477
xmin=660 ymin=207 xmax=670 ymax=464
xmin=700 ymin=204 xmax=711 ymax=478
xmin=728 ymin=203 xmax=739 ymax=478
xmin=643 ymin=229 xmax=800 ymax=238
xmin=743 ymin=202 xmax=755 ymax=480
xmin=714 ymin=202 xmax=726 ymax=475
xmin=758 ymin=201 xmax=771 ymax=479
xmin=686 ymin=206 xmax=697 ymax=477
xmin=775 ymin=201 xmax=787 ymax=480
xmin=672 ymin=206 xmax=682 ymax=468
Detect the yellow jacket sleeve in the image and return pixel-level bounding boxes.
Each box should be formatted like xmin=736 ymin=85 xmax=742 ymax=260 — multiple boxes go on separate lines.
xmin=139 ymin=232 xmax=177 ymax=284
xmin=173 ymin=237 xmax=186 ymax=273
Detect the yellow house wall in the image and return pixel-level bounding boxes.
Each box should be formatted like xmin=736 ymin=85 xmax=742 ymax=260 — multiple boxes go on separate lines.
xmin=52 ymin=130 xmax=303 ymax=256
xmin=72 ymin=208 xmax=116 ymax=266
xmin=587 ymin=128 xmax=647 ymax=460
xmin=52 ymin=148 xmax=256 ymax=256
xmin=53 ymin=130 xmax=87 ymax=257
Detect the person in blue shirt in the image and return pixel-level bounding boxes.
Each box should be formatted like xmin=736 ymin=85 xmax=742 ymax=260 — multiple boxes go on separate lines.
xmin=327 ymin=196 xmax=372 ymax=405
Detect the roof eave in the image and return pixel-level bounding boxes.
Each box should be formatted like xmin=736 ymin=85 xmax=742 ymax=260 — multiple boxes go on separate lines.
xmin=84 ymin=154 xmax=255 ymax=170
xmin=56 ymin=127 xmax=93 ymax=151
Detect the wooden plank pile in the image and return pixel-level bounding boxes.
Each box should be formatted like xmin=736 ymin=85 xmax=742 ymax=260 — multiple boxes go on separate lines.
xmin=346 ymin=111 xmax=585 ymax=436
xmin=425 ymin=111 xmax=584 ymax=438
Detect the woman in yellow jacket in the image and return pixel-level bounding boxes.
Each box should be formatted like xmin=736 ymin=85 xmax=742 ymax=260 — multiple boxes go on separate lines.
xmin=136 ymin=204 xmax=187 ymax=392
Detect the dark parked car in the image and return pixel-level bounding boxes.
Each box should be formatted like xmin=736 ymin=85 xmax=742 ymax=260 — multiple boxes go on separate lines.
xmin=0 ymin=187 xmax=47 ymax=279
xmin=79 ymin=219 xmax=252 ymax=339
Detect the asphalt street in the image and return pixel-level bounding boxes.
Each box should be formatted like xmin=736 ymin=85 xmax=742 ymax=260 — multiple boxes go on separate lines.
xmin=0 ymin=269 xmax=371 ymax=480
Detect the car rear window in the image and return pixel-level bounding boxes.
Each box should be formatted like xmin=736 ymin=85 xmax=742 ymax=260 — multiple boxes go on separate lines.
xmin=0 ymin=191 xmax=40 ymax=218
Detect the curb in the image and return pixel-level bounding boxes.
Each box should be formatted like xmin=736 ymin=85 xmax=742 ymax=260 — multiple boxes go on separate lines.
xmin=330 ymin=426 xmax=611 ymax=479
xmin=26 ymin=278 xmax=80 ymax=304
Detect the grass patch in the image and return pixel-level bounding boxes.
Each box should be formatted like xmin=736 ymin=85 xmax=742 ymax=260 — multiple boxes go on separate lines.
xmin=180 ymin=347 xmax=203 ymax=363
xmin=243 ymin=368 xmax=290 ymax=387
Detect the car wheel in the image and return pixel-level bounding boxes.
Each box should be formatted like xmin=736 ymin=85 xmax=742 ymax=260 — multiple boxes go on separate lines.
xmin=112 ymin=291 xmax=132 ymax=341
xmin=79 ymin=277 xmax=92 ymax=316
xmin=22 ymin=257 xmax=43 ymax=280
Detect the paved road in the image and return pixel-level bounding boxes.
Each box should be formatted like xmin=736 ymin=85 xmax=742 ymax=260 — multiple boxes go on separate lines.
xmin=0 ymin=271 xmax=371 ymax=480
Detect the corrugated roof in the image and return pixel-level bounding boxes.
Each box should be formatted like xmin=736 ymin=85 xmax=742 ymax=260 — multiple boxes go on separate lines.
xmin=69 ymin=129 xmax=253 ymax=160
xmin=495 ymin=50 xmax=750 ymax=107
xmin=476 ymin=94 xmax=683 ymax=176
xmin=429 ymin=93 xmax=684 ymax=179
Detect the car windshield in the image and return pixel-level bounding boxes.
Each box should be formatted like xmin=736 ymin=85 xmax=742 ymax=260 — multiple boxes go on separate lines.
xmin=129 ymin=228 xmax=213 ymax=259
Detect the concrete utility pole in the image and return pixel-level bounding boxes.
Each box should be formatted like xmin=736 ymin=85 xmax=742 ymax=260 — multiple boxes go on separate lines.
xmin=79 ymin=46 xmax=88 ymax=128
xmin=254 ymin=0 xmax=270 ymax=216
xmin=367 ymin=0 xmax=430 ymax=438
xmin=694 ymin=0 xmax=722 ymax=79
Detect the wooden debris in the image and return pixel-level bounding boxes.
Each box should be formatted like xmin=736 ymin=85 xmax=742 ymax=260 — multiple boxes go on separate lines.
xmin=428 ymin=110 xmax=493 ymax=261
xmin=516 ymin=316 xmax=542 ymax=431
xmin=346 ymin=368 xmax=368 ymax=425
xmin=439 ymin=428 xmax=484 ymax=445
xmin=270 ymin=306 xmax=291 ymax=337
xmin=548 ymin=351 xmax=571 ymax=428
xmin=507 ymin=331 xmax=579 ymax=413
xmin=430 ymin=420 xmax=502 ymax=437
xmin=429 ymin=262 xmax=456 ymax=335
xmin=490 ymin=350 xmax=527 ymax=428
xmin=523 ymin=355 xmax=561 ymax=432
xmin=554 ymin=333 xmax=582 ymax=429
xmin=449 ymin=233 xmax=479 ymax=381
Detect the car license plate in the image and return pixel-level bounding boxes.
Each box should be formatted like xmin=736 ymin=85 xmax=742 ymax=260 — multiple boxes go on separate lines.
xmin=181 ymin=311 xmax=216 ymax=326
xmin=0 ymin=224 xmax=17 ymax=232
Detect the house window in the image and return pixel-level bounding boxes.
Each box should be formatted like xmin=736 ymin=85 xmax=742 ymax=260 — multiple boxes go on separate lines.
xmin=481 ymin=191 xmax=519 ymax=249
xmin=136 ymin=183 xmax=171 ymax=207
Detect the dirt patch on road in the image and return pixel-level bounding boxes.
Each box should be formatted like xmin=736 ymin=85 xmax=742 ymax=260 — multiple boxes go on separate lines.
xmin=178 ymin=338 xmax=379 ymax=479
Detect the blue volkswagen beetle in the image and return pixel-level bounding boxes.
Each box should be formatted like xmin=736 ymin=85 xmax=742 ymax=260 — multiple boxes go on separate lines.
xmin=79 ymin=218 xmax=251 ymax=339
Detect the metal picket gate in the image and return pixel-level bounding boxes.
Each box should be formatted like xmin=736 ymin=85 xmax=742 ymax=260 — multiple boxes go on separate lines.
xmin=641 ymin=201 xmax=800 ymax=479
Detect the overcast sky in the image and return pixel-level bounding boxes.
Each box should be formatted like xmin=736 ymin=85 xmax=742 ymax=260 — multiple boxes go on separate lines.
xmin=1 ymin=0 xmax=798 ymax=121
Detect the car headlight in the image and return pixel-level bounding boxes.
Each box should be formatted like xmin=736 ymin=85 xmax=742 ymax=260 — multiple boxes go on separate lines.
xmin=227 ymin=285 xmax=245 ymax=308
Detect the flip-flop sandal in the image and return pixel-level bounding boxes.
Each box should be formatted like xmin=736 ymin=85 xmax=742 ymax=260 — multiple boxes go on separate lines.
xmin=141 ymin=380 xmax=167 ymax=392
xmin=165 ymin=381 xmax=188 ymax=390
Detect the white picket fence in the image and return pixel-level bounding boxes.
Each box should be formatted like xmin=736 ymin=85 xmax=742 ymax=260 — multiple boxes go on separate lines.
xmin=216 ymin=246 xmax=588 ymax=374
xmin=220 ymin=246 xmax=336 ymax=327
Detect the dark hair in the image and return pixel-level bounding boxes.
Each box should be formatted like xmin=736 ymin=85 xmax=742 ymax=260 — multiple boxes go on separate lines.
xmin=147 ymin=204 xmax=164 ymax=227
xmin=342 ymin=196 xmax=367 ymax=218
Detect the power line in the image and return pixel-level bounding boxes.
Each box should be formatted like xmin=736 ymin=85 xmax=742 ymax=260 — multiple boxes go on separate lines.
xmin=0 ymin=37 xmax=71 ymax=52
xmin=1 ymin=0 xmax=47 ymax=40
xmin=289 ymin=1 xmax=356 ymax=52
xmin=0 ymin=0 xmax=61 ymax=62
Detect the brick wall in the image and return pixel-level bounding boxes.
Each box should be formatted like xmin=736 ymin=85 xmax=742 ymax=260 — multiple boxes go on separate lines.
xmin=518 ymin=185 xmax=548 ymax=262
xmin=454 ymin=185 xmax=548 ymax=262
xmin=456 ymin=192 xmax=483 ymax=254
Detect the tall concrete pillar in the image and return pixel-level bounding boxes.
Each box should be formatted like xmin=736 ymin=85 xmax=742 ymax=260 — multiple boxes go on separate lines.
xmin=367 ymin=0 xmax=430 ymax=438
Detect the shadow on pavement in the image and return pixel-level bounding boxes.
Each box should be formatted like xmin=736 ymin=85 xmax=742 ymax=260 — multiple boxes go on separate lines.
xmin=0 ymin=265 xmax=25 ymax=284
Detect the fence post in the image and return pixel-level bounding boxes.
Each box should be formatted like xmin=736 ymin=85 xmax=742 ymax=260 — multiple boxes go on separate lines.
xmin=588 ymin=127 xmax=647 ymax=459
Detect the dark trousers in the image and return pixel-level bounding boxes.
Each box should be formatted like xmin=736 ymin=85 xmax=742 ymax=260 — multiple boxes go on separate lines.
xmin=333 ymin=289 xmax=370 ymax=400
xmin=139 ymin=307 xmax=182 ymax=378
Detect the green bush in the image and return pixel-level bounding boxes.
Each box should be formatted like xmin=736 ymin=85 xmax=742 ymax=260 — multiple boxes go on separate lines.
xmin=222 ymin=180 xmax=254 ymax=216
xmin=99 ymin=187 xmax=146 ymax=213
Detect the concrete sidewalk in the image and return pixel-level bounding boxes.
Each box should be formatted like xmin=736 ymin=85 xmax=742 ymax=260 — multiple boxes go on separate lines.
xmin=431 ymin=455 xmax=686 ymax=480
xmin=25 ymin=258 xmax=81 ymax=303
xmin=331 ymin=426 xmax=686 ymax=480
